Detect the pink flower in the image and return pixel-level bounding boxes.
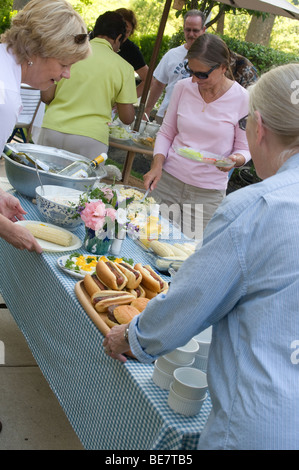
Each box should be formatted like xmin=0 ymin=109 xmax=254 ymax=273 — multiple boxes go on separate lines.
xmin=102 ymin=187 xmax=114 ymax=202
xmin=105 ymin=207 xmax=117 ymax=221
xmin=81 ymin=201 xmax=106 ymax=231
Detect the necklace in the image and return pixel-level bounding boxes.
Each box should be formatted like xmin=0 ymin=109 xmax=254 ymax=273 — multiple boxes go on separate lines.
xmin=200 ymin=79 xmax=227 ymax=112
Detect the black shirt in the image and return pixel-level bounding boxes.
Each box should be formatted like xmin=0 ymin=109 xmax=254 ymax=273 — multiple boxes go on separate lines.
xmin=118 ymin=39 xmax=146 ymax=71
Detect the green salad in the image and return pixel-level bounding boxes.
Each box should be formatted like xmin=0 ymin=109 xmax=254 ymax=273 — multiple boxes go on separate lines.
xmin=109 ymin=126 xmax=131 ymax=140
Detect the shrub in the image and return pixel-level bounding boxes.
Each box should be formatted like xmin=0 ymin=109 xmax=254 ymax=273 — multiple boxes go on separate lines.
xmin=220 ymin=34 xmax=299 ymax=74
xmin=133 ymin=33 xmax=171 ymax=66
xmin=136 ymin=27 xmax=299 ymax=74
xmin=0 ymin=0 xmax=13 ymax=35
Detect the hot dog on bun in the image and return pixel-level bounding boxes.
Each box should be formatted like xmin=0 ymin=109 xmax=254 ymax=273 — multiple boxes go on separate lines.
xmin=134 ymin=263 xmax=167 ymax=293
xmin=83 ymin=273 xmax=109 ymax=297
xmin=96 ymin=260 xmax=128 ymax=290
xmin=116 ymin=262 xmax=142 ymax=289
xmin=91 ymin=290 xmax=135 ymax=313
xmin=128 ymin=285 xmax=146 ymax=298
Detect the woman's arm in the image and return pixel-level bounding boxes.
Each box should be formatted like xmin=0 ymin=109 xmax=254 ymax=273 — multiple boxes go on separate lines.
xmin=0 ymin=214 xmax=42 ymax=252
xmin=116 ymin=103 xmax=135 ymax=125
xmin=143 ymin=153 xmax=165 ymax=190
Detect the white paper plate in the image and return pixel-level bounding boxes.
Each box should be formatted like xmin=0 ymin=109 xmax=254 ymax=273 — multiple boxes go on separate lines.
xmin=176 ymin=147 xmax=233 ymax=168
xmin=57 ymin=254 xmax=101 ymax=279
xmin=17 ymin=220 xmax=82 ymax=252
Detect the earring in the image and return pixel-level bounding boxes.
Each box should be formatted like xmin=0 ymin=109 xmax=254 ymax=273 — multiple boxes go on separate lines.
xmin=28 ymin=61 xmax=33 ymax=66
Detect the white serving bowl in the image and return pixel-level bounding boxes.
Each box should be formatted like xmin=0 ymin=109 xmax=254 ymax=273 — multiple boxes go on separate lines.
xmin=35 ymin=185 xmax=83 ymax=230
xmin=157 ymin=355 xmax=195 ymax=375
xmin=165 ymin=338 xmax=199 ymax=365
xmin=173 ymin=367 xmax=208 ymax=401
xmin=152 ymin=360 xmax=173 ymax=390
xmin=145 ymin=122 xmax=160 ymax=137
xmin=193 ymin=326 xmax=213 ymax=356
xmin=194 ymin=354 xmax=208 ymax=372
xmin=168 ymin=383 xmax=207 ymax=417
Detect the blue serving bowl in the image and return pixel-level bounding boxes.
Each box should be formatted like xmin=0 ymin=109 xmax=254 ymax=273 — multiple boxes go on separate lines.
xmin=35 ymin=185 xmax=83 ymax=230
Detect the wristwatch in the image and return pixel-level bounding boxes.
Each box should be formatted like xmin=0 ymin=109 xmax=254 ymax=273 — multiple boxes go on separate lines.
xmin=124 ymin=326 xmax=129 ymax=343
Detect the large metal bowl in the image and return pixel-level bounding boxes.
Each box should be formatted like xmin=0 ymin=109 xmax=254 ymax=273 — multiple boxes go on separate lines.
xmin=2 ymin=143 xmax=107 ymax=198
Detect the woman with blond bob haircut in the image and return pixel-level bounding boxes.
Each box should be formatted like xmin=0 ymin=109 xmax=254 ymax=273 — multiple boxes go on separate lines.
xmin=0 ymin=0 xmax=90 ymax=254
xmin=1 ymin=0 xmax=90 ymax=65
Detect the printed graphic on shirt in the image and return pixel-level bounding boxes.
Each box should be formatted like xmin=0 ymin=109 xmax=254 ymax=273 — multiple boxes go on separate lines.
xmin=174 ymin=60 xmax=189 ymax=78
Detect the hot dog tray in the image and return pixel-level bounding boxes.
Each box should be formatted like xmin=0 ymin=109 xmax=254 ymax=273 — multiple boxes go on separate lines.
xmin=75 ymin=280 xmax=135 ymax=358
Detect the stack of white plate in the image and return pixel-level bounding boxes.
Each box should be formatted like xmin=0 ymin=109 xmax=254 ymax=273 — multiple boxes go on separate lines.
xmin=152 ymin=338 xmax=199 ymax=390
xmin=167 ymin=367 xmax=208 ymax=416
xmin=193 ymin=326 xmax=212 ymax=372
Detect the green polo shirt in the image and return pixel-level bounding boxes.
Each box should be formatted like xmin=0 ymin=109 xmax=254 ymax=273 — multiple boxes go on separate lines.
xmin=42 ymin=38 xmax=137 ymax=145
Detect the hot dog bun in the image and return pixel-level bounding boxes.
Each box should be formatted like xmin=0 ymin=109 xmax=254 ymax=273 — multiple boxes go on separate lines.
xmin=129 ymin=284 xmax=145 ymax=298
xmin=96 ymin=260 xmax=128 ymax=290
xmin=130 ymin=297 xmax=150 ymax=312
xmin=141 ymin=284 xmax=158 ymax=299
xmin=134 ymin=263 xmax=166 ymax=293
xmin=91 ymin=290 xmax=135 ymax=313
xmin=105 ymin=304 xmax=140 ymax=328
xmin=116 ymin=262 xmax=142 ymax=289
xmin=83 ymin=273 xmax=109 ymax=297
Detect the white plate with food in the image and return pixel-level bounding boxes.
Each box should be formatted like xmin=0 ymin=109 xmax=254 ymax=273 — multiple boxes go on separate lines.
xmin=57 ymin=253 xmax=102 ymax=278
xmin=109 ymin=125 xmax=133 ymax=142
xmin=176 ymin=147 xmax=234 ymax=168
xmin=57 ymin=253 xmax=136 ymax=279
xmin=17 ymin=220 xmax=82 ymax=252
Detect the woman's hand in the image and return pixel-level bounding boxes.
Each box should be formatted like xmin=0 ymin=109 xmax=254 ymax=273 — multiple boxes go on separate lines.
xmin=103 ymin=323 xmax=129 ymax=363
xmin=0 ymin=189 xmax=27 ymax=221
xmin=217 ymin=153 xmax=246 ymax=173
xmin=143 ymin=153 xmax=165 ymax=190
xmin=0 ymin=215 xmax=43 ymax=253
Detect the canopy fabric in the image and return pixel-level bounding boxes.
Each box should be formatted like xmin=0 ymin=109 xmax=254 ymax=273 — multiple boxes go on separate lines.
xmin=217 ymin=0 xmax=299 ymax=19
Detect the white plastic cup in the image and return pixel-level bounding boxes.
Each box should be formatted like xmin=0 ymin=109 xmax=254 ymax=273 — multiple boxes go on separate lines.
xmin=165 ymin=338 xmax=199 ymax=365
xmin=172 ymin=367 xmax=208 ymax=400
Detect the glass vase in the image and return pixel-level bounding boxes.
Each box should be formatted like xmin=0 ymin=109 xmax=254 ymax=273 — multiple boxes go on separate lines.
xmin=83 ymin=227 xmax=112 ymax=255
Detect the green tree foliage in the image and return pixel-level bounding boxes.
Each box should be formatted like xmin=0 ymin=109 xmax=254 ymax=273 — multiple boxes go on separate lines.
xmin=133 ymin=33 xmax=171 ymax=65
xmin=0 ymin=0 xmax=14 ymax=35
xmin=221 ymin=34 xmax=299 ymax=73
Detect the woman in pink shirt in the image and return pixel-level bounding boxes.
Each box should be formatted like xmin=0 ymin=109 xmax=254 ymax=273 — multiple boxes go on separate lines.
xmin=144 ymin=34 xmax=251 ymax=236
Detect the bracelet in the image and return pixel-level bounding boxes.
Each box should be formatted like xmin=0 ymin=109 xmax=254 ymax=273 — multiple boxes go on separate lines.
xmin=124 ymin=327 xmax=129 ymax=343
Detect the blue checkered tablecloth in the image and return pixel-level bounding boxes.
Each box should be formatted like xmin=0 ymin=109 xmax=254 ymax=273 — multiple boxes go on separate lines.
xmin=0 ymin=183 xmax=211 ymax=450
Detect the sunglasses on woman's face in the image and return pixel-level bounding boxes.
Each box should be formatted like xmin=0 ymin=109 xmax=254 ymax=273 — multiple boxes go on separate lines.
xmin=239 ymin=114 xmax=249 ymax=131
xmin=74 ymin=33 xmax=89 ymax=44
xmin=184 ymin=63 xmax=219 ymax=80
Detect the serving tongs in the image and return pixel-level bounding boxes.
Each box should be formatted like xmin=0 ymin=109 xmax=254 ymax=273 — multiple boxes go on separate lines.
xmin=140 ymin=182 xmax=154 ymax=202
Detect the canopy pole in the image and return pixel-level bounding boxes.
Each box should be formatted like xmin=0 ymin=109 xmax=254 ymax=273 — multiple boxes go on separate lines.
xmin=133 ymin=0 xmax=173 ymax=130
xmin=121 ymin=0 xmax=173 ymax=184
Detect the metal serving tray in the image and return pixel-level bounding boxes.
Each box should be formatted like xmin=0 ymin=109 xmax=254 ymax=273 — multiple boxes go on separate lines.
xmin=2 ymin=143 xmax=106 ymax=198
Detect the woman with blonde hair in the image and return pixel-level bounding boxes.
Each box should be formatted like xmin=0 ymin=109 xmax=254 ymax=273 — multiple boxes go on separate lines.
xmin=0 ymin=0 xmax=90 ymax=253
xmin=104 ymin=63 xmax=299 ymax=449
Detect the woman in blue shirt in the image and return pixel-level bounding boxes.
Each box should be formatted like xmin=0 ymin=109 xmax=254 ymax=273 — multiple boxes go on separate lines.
xmin=103 ymin=63 xmax=299 ymax=450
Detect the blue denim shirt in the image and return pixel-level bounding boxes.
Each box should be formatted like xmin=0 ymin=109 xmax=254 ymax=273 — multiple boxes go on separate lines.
xmin=129 ymin=154 xmax=299 ymax=449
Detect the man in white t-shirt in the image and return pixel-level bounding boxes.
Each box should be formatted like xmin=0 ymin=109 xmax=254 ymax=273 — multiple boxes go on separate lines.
xmin=144 ymin=10 xmax=206 ymax=123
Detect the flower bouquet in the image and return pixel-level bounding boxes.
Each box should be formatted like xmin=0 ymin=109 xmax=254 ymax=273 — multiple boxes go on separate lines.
xmin=71 ymin=185 xmax=134 ymax=254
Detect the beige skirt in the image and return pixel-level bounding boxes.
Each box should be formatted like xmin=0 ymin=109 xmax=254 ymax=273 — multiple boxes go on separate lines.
xmin=151 ymin=170 xmax=226 ymax=239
